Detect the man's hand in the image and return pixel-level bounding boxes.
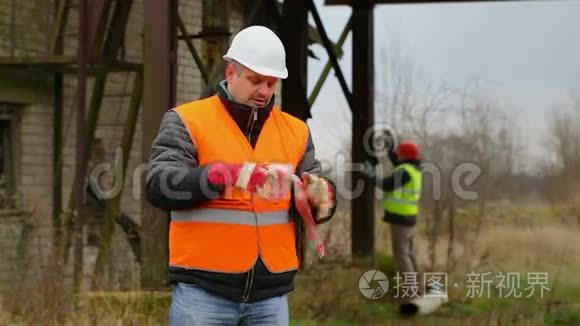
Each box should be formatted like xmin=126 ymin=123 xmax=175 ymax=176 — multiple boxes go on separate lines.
xmin=301 ymin=173 xmax=334 ymax=220
xmin=387 ymin=148 xmax=398 ymax=165
xmin=207 ymin=162 xmax=269 ymax=192
xmin=262 ymin=164 xmax=294 ymax=199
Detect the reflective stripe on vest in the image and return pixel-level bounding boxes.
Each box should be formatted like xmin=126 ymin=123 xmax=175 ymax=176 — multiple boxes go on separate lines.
xmin=171 ymin=208 xmax=289 ymax=225
xmin=170 ymin=95 xmax=308 ymax=274
xmin=384 ymin=163 xmax=422 ymax=216
xmin=385 ymin=197 xmax=418 ymax=206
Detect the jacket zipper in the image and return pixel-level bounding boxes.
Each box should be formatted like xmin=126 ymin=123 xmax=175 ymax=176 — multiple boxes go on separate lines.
xmin=242 ymin=109 xmax=259 ymax=302
xmin=242 ymin=193 xmax=260 ymax=302
xmin=245 ymin=107 xmax=257 ymax=143
xmin=242 ymin=265 xmax=255 ymax=302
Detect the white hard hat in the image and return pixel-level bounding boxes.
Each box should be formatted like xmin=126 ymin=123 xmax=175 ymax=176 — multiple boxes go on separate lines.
xmin=223 ymin=26 xmax=288 ymax=79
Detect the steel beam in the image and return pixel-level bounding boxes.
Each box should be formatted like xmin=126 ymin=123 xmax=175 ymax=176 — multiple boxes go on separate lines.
xmin=73 ymin=0 xmax=88 ymax=292
xmin=141 ymin=0 xmax=178 ymax=289
xmin=52 ymin=73 xmax=63 ymax=251
xmin=351 ymin=0 xmax=376 ymax=258
xmin=62 ymin=0 xmax=137 ymax=266
xmin=49 ymin=0 xmax=70 ymax=55
xmin=308 ymin=0 xmax=353 ymax=113
xmin=102 ymin=0 xmax=134 ymax=59
xmin=62 ymin=73 xmax=107 ymax=266
xmin=93 ymin=72 xmax=143 ymax=288
xmin=88 ymin=0 xmax=113 ymax=59
xmin=273 ymin=0 xmax=342 ymax=51
xmin=0 ymin=56 xmax=141 ymax=71
xmin=10 ymin=0 xmax=15 ymax=57
xmin=177 ymin=14 xmax=210 ymax=84
xmin=201 ymin=0 xmax=264 ymax=97
xmin=202 ymin=0 xmax=230 ymax=80
xmin=281 ymin=0 xmax=310 ymax=121
xmin=52 ymin=0 xmax=65 ymax=257
xmin=308 ymin=16 xmax=352 ymax=106
xmin=0 ymin=55 xmax=77 ymax=65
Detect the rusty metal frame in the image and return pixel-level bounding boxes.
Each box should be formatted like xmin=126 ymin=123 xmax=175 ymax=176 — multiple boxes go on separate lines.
xmin=308 ymin=0 xmax=353 ymax=112
xmin=177 ymin=14 xmax=211 ymax=85
xmin=72 ymin=0 xmax=88 ymax=292
xmin=88 ymin=0 xmax=114 ymax=59
xmin=0 ymin=57 xmax=142 ymax=73
xmin=102 ymin=1 xmax=134 ymax=59
xmin=350 ymin=0 xmax=377 ymax=257
xmin=281 ymin=0 xmax=310 ymax=121
xmin=308 ymin=16 xmax=352 ymax=106
xmin=141 ymin=0 xmax=178 ymax=289
xmin=52 ymin=0 xmax=66 ymax=256
xmin=49 ymin=0 xmax=70 ymax=55
xmin=61 ymin=0 xmax=137 ymax=267
xmin=200 ymin=0 xmax=265 ymax=97
xmin=93 ymin=71 xmax=143 ymax=288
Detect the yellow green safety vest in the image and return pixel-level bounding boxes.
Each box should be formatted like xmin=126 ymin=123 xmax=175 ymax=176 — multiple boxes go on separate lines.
xmin=383 ymin=163 xmax=422 ymax=216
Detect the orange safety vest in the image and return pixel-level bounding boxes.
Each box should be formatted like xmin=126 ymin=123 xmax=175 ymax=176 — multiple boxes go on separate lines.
xmin=169 ymin=95 xmax=309 ymax=274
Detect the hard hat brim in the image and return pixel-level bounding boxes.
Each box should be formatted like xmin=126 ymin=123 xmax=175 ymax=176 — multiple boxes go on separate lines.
xmin=223 ymin=55 xmax=288 ymax=79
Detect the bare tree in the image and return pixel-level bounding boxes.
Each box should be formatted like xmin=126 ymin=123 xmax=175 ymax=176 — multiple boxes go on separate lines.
xmin=543 ymin=88 xmax=580 ymax=203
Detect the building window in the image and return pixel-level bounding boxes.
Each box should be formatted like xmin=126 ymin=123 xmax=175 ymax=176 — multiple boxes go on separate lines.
xmin=0 ymin=104 xmax=17 ymax=209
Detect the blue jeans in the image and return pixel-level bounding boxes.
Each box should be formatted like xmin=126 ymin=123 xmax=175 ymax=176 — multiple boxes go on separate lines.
xmin=169 ymin=283 xmax=289 ymax=326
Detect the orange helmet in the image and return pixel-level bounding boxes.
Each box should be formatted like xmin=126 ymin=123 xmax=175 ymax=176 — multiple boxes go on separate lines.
xmin=396 ymin=141 xmax=420 ymax=161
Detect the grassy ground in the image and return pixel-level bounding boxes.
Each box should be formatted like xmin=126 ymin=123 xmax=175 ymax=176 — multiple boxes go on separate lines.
xmin=1 ymin=266 xmax=578 ymax=325
xmin=3 ymin=264 xmax=576 ymax=325
xmin=2 ymin=203 xmax=580 ymax=325
xmin=287 ymin=257 xmax=580 ymax=325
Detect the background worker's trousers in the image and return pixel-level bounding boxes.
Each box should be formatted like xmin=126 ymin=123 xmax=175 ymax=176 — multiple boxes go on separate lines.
xmin=390 ymin=223 xmax=421 ymax=277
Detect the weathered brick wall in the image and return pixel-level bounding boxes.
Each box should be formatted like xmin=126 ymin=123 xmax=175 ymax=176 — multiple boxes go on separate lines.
xmin=0 ymin=216 xmax=27 ymax=293
xmin=0 ymin=0 xmax=57 ymax=293
xmin=0 ymin=0 xmax=53 ymax=57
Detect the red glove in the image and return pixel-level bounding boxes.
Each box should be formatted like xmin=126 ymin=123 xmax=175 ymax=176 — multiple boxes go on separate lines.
xmin=207 ymin=162 xmax=269 ymax=192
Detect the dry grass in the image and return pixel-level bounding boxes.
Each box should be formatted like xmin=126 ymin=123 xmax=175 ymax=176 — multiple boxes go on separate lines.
xmin=1 ymin=264 xmax=73 ymax=325
xmin=1 ymin=287 xmax=171 ymax=325
xmin=400 ymin=223 xmax=580 ymax=277
xmin=2 ymin=203 xmax=580 ymax=325
xmin=475 ymin=225 xmax=580 ymax=269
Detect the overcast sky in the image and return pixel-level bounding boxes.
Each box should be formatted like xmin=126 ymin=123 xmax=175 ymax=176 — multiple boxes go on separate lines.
xmin=305 ymin=0 xmax=580 ymax=164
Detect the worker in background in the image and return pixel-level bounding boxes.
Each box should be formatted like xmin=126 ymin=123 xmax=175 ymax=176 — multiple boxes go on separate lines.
xmin=363 ymin=140 xmax=423 ymax=294
xmin=146 ymin=25 xmax=336 ymax=326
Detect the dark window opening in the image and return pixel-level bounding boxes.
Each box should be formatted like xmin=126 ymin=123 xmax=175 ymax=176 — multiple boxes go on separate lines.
xmin=0 ymin=105 xmax=17 ymax=209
